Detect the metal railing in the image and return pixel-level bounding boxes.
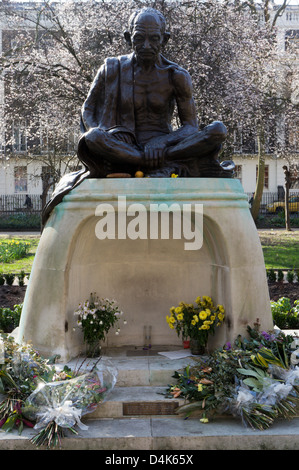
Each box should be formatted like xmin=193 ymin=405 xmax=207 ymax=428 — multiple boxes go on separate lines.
xmin=0 ymin=194 xmax=45 ymax=214
xmin=246 ymin=191 xmax=299 ymax=217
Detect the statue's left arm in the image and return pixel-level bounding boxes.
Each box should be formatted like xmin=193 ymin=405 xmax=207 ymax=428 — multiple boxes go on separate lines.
xmin=169 ymin=67 xmax=199 ymax=142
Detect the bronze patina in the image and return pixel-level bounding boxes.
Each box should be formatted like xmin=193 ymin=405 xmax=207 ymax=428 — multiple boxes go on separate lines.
xmin=42 ymin=7 xmax=233 ymax=225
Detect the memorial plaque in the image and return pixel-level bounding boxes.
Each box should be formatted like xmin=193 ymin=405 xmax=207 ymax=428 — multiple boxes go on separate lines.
xmin=123 ymin=401 xmax=179 ymax=416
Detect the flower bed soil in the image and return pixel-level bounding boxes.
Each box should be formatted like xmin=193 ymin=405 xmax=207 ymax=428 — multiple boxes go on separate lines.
xmin=0 ymin=285 xmax=27 ymax=309
xmin=0 ymin=283 xmax=298 ymax=311
xmin=268 ymin=282 xmax=299 ymax=305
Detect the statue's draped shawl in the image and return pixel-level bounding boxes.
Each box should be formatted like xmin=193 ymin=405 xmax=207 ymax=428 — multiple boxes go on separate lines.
xmin=42 ymin=53 xmax=138 ymax=226
xmin=81 ymin=53 xmax=136 ymax=135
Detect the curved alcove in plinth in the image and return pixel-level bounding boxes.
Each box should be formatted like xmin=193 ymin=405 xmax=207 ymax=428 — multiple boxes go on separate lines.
xmin=17 ymin=178 xmax=272 ymax=362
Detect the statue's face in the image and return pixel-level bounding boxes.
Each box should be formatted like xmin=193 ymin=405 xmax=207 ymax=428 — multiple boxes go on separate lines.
xmin=131 ymin=13 xmax=164 ymax=63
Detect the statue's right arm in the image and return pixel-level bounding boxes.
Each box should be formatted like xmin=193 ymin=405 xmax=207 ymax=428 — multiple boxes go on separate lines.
xmin=81 ymin=64 xmax=105 ymax=131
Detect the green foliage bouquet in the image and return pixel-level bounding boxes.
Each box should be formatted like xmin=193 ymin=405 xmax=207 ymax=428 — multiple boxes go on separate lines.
xmin=74 ymin=293 xmax=126 ymax=354
xmin=166 ymin=296 xmax=225 ymax=347
xmin=165 ymin=325 xmax=299 ymax=430
xmin=0 ymin=336 xmax=57 ymax=436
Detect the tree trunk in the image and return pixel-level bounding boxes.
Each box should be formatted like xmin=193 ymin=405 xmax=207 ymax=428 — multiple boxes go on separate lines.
xmin=41 ymin=182 xmax=51 ymax=210
xmin=283 ymin=165 xmax=291 ymax=231
xmin=251 ymin=129 xmax=265 ymax=221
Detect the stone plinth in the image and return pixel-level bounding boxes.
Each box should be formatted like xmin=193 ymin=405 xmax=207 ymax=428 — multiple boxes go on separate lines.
xmin=17 ymin=178 xmax=273 ymax=362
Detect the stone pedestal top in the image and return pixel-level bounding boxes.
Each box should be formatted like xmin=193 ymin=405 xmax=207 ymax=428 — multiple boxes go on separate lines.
xmin=60 ymin=177 xmax=248 ymax=206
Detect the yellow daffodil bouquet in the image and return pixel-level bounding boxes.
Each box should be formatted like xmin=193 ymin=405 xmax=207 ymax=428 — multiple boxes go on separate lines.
xmin=166 ymin=296 xmax=225 ymax=347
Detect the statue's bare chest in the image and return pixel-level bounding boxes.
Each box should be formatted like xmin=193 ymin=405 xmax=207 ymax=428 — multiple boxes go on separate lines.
xmin=133 ymin=68 xmax=174 ymax=114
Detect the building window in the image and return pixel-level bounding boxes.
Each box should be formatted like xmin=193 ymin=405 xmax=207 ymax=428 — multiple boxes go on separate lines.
xmin=40 ymin=125 xmax=49 ymax=152
xmin=13 ymin=121 xmax=27 ymax=152
xmin=233 ymin=128 xmax=242 ymax=153
xmin=286 ymin=115 xmax=299 ymax=151
xmin=285 ymin=29 xmax=299 ymax=50
xmin=14 ymin=166 xmax=27 ymax=192
xmin=290 ymin=165 xmax=299 ymax=188
xmin=288 ymin=127 xmax=298 ymax=151
xmin=233 ymin=128 xmax=257 ymax=154
xmin=67 ymin=128 xmax=80 ymax=152
xmin=256 ymin=165 xmax=269 ymax=189
xmin=286 ymin=13 xmax=299 ymax=22
xmin=234 ymin=165 xmax=242 ymax=183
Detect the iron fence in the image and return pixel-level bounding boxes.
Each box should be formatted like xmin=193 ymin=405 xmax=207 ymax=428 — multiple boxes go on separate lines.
xmin=0 ymin=194 xmax=45 ymax=214
xmin=246 ymin=191 xmax=299 ymax=217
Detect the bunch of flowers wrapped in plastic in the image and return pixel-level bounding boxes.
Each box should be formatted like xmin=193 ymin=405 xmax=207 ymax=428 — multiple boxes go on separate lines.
xmin=22 ymin=369 xmax=115 ymax=447
xmin=166 ymin=296 xmax=225 ymax=347
xmin=165 ymin=324 xmax=299 ymax=430
xmin=0 ymin=336 xmax=56 ymax=435
xmin=0 ymin=334 xmax=117 ymax=447
xmin=74 ymin=293 xmax=126 ymax=356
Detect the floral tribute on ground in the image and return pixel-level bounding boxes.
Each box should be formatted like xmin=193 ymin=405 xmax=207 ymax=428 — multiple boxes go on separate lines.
xmin=0 ymin=293 xmax=122 ymax=447
xmin=0 ymin=335 xmax=117 ymax=448
xmin=166 ymin=320 xmax=299 ymax=430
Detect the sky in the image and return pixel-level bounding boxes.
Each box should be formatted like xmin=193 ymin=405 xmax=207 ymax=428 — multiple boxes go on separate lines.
xmin=3 ymin=0 xmax=299 ymax=3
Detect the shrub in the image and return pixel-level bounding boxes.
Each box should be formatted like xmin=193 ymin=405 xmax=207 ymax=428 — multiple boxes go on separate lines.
xmin=271 ymin=297 xmax=299 ymax=329
xmin=0 ymin=213 xmax=41 ymax=230
xmin=277 ymin=269 xmax=284 ymax=282
xmin=256 ymin=214 xmax=299 ymax=228
xmin=286 ymin=270 xmax=295 ymax=283
xmin=267 ymin=269 xmax=276 ymax=282
xmin=17 ymin=270 xmax=26 ymax=286
xmin=0 ymin=303 xmax=22 ymax=332
xmin=4 ymin=273 xmax=15 ymax=285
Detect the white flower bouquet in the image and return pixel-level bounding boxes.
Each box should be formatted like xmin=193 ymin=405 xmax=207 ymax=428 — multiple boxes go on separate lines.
xmin=74 ymin=293 xmax=126 ymax=356
xmin=23 ymin=363 xmax=117 ymax=447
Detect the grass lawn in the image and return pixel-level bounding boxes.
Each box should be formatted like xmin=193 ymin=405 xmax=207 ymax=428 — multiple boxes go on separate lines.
xmin=259 ymin=229 xmax=299 ymax=270
xmin=0 ymin=229 xmax=298 ymax=274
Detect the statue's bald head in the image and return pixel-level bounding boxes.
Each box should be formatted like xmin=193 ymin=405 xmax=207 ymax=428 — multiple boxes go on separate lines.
xmin=124 ymin=7 xmax=170 ymax=49
xmin=128 ymin=8 xmax=167 ymax=34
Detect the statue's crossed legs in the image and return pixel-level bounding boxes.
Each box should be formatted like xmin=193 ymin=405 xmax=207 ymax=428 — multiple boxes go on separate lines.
xmin=81 ymin=121 xmax=229 ymax=177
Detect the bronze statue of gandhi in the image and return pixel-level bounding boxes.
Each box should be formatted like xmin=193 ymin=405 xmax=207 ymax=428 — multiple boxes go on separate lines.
xmin=78 ymin=7 xmax=231 ymax=178
xmin=42 ymin=7 xmax=233 ymax=225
